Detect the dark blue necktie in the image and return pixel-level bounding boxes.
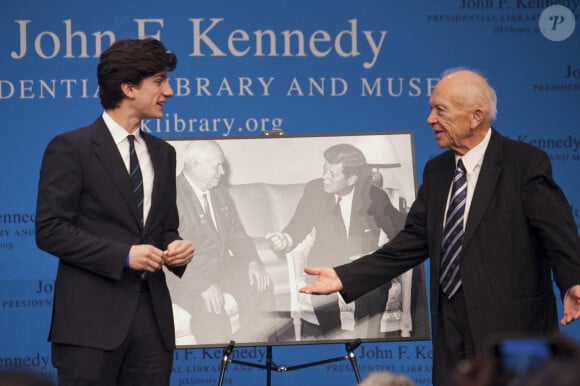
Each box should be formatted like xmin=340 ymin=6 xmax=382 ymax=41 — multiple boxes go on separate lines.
xmin=128 ymin=135 xmax=144 ymax=226
xmin=440 ymin=159 xmax=467 ymax=298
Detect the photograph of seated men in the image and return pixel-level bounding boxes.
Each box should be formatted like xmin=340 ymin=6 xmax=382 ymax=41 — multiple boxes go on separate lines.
xmin=165 ymin=140 xmax=275 ymax=345
xmin=266 ymin=143 xmax=408 ymax=339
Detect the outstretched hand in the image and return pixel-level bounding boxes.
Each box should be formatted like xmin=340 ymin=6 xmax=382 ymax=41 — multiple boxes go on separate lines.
xmin=561 ymin=284 xmax=580 ymax=326
xmin=299 ymin=266 xmax=344 ymax=294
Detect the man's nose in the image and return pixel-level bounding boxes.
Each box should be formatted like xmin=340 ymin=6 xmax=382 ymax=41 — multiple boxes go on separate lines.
xmin=426 ymin=110 xmax=437 ymax=125
xmin=164 ymin=82 xmax=174 ymax=97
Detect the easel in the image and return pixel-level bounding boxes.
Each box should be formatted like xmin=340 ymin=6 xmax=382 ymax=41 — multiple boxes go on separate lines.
xmin=217 ymin=339 xmax=362 ymax=386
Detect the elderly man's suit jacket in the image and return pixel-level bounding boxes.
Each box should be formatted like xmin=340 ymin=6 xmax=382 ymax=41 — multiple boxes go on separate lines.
xmin=335 ymin=129 xmax=580 ymax=352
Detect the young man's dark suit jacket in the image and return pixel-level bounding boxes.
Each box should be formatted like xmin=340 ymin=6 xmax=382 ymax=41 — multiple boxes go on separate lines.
xmin=334 ymin=129 xmax=580 ymax=383
xmin=35 ymin=116 xmax=185 ymax=351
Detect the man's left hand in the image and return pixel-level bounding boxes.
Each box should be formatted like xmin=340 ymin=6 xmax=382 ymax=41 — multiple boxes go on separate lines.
xmin=561 ymin=284 xmax=580 ymax=326
xmin=248 ymin=261 xmax=270 ymax=292
xmin=164 ymin=239 xmax=195 ymax=267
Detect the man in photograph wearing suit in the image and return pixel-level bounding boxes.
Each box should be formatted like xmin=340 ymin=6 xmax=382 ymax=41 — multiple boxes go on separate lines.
xmin=166 ymin=140 xmax=273 ymax=344
xmin=35 ymin=39 xmax=194 ymax=386
xmin=266 ymin=143 xmax=406 ymax=337
xmin=299 ymin=69 xmax=580 ymax=385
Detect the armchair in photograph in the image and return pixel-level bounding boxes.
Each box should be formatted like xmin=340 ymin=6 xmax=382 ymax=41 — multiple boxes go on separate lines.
xmin=172 ymin=294 xmax=241 ymax=346
xmin=285 ymin=209 xmax=413 ymax=341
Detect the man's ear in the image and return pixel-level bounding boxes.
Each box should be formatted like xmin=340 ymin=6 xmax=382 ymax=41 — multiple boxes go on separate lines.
xmin=120 ymin=82 xmax=134 ymax=99
xmin=470 ymin=108 xmax=485 ymax=129
xmin=347 ymin=174 xmax=358 ymax=186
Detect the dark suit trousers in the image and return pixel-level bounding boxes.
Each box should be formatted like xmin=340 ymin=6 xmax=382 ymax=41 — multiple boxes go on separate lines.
xmin=433 ymin=287 xmax=475 ymax=386
xmin=52 ymin=285 xmax=173 ymax=386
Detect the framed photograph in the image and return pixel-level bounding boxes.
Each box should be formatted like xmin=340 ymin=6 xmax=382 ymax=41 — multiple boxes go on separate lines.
xmin=164 ymin=132 xmax=429 ymax=348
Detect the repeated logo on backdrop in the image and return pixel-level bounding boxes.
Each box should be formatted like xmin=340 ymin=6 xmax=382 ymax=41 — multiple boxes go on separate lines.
xmin=0 ymin=212 xmax=35 ymax=252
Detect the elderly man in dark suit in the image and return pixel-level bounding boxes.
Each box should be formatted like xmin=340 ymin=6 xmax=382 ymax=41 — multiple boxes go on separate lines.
xmin=266 ymin=143 xmax=405 ymax=338
xmin=299 ymin=69 xmax=580 ymax=385
xmin=166 ymin=140 xmax=273 ymax=344
xmin=35 ymin=39 xmax=194 ymax=386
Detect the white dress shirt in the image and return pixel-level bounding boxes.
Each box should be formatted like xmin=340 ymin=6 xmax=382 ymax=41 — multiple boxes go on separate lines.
xmin=445 ymin=128 xmax=492 ymax=227
xmin=336 ymin=187 xmax=355 ymax=237
xmin=102 ymin=111 xmax=154 ymax=225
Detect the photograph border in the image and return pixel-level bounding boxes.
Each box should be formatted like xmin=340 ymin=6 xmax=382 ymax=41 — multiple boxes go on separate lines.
xmin=165 ymin=131 xmax=430 ymax=348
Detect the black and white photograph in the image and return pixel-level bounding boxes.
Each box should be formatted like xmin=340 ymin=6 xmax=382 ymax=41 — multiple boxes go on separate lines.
xmin=164 ymin=133 xmax=430 ymax=348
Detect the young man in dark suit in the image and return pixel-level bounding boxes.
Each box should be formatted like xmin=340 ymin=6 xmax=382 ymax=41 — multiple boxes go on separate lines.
xmin=299 ymin=69 xmax=580 ymax=385
xmin=35 ymin=39 xmax=194 ymax=386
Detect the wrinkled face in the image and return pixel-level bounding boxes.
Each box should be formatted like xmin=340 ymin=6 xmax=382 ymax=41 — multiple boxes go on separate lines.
xmin=190 ymin=148 xmax=225 ymax=191
xmin=131 ymin=71 xmax=174 ymax=120
xmin=322 ymin=161 xmax=355 ymax=195
xmin=426 ymin=78 xmax=475 ymax=155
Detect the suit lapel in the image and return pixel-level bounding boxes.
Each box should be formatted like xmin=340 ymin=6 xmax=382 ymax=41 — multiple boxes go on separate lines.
xmin=431 ymin=152 xmax=456 ymax=272
xmin=323 ymin=190 xmax=347 ymax=238
xmin=211 ymin=192 xmax=223 ymax=233
xmin=463 ymin=130 xmax=502 ymax=247
xmin=183 ymin=178 xmax=218 ymax=234
xmin=180 ymin=177 xmax=225 ymax=250
xmin=91 ymin=118 xmax=142 ymax=229
xmin=142 ymin=132 xmax=165 ymax=231
xmin=206 ymin=189 xmax=228 ymax=253
xmin=349 ymin=183 xmax=367 ymax=238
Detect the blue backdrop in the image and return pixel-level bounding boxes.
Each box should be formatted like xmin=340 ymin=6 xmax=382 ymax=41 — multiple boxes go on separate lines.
xmin=1 ymin=1 xmax=579 ymax=385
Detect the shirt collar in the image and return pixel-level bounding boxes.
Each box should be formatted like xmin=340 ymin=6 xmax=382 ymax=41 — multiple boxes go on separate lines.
xmin=336 ymin=184 xmax=355 ymax=203
xmin=102 ymin=111 xmax=143 ymax=145
xmin=456 ymin=127 xmax=492 ymax=172
xmin=183 ymin=173 xmax=208 ymax=201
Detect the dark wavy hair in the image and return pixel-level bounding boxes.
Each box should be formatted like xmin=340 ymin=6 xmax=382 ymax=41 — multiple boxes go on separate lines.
xmin=97 ymin=38 xmax=177 ymax=110
xmin=323 ymin=143 xmax=366 ymax=178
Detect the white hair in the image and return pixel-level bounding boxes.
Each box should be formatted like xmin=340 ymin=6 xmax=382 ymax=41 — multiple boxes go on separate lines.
xmin=442 ymin=67 xmax=498 ymax=121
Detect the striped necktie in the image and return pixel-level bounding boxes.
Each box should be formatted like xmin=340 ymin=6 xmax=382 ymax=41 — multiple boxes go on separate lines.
xmin=335 ymin=196 xmax=347 ymax=235
xmin=201 ymin=193 xmax=217 ymax=230
xmin=128 ymin=135 xmax=144 ymax=226
xmin=440 ymin=159 xmax=467 ymax=298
